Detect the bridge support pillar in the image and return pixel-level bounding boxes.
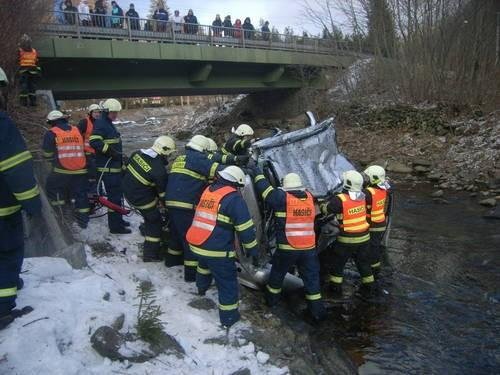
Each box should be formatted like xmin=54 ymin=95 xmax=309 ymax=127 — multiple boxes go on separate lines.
xmin=189 ymin=64 xmax=213 ymax=83
xmin=263 ymin=66 xmax=285 ymax=85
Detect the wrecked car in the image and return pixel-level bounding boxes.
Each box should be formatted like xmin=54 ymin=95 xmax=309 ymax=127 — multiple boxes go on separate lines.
xmin=236 ymin=113 xmax=356 ymax=289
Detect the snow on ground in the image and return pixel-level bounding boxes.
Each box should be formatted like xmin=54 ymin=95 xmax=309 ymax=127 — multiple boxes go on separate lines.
xmin=0 ymin=211 xmax=288 ymax=375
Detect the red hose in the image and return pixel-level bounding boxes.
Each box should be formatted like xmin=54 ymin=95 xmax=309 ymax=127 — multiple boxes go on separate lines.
xmin=98 ymin=196 xmax=131 ymax=215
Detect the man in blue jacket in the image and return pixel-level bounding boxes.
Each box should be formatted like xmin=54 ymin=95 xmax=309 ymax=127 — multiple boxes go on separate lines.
xmin=250 ymin=166 xmax=326 ymax=321
xmin=0 ymin=67 xmax=41 ymax=330
xmin=187 ymin=166 xmax=258 ymax=327
xmin=164 ymin=135 xmax=224 ymax=281
xmin=89 ymin=98 xmax=130 ymax=234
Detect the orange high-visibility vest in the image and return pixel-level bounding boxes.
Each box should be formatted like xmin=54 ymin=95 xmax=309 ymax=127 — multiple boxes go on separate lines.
xmin=83 ymin=117 xmax=95 ymax=155
xmin=50 ymin=126 xmax=87 ymax=171
xmin=284 ymin=191 xmax=316 ymax=249
xmin=337 ymin=193 xmax=370 ymax=234
xmin=19 ymin=48 xmax=38 ymax=67
xmin=186 ymin=185 xmax=236 ymax=246
xmin=366 ymin=187 xmax=387 ymax=224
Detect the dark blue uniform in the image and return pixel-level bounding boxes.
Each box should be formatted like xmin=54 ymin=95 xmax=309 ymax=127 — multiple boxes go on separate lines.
xmin=122 ymin=149 xmax=168 ymax=261
xmin=0 ymin=111 xmax=41 ymax=316
xmin=190 ymin=180 xmax=258 ymax=327
xmin=89 ymin=113 xmax=126 ymax=232
xmin=253 ymin=173 xmax=325 ymax=320
xmin=42 ymin=120 xmax=89 ymax=228
xmin=221 ymin=134 xmax=251 ymax=156
xmin=164 ymin=148 xmax=223 ymax=280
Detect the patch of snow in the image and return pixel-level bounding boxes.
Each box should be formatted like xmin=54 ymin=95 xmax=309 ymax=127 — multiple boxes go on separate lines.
xmin=0 ymin=211 xmax=288 ymax=375
xmin=257 ymin=351 xmax=270 ymax=364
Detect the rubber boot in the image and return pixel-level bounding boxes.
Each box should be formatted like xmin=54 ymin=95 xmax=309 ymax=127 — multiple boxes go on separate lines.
xmin=0 ymin=306 xmax=34 ymax=331
xmin=17 ymin=277 xmax=24 ymax=291
xmin=143 ymin=248 xmax=162 ymax=263
xmin=164 ymin=254 xmax=183 ymax=267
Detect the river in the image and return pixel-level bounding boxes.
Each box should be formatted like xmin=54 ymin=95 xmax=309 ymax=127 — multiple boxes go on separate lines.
xmin=316 ymin=182 xmax=500 ymax=374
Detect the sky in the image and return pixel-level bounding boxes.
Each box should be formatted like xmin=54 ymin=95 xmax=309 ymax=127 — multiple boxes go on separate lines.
xmin=126 ymin=0 xmax=322 ymax=35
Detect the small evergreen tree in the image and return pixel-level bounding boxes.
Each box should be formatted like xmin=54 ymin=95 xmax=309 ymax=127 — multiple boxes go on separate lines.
xmin=367 ymin=0 xmax=396 ymax=57
xmin=135 ymin=282 xmax=164 ymax=346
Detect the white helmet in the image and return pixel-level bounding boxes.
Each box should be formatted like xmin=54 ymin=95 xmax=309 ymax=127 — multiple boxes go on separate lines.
xmin=101 ymin=98 xmax=122 ymax=112
xmin=152 ymin=136 xmax=176 ymax=156
xmin=206 ymin=138 xmax=218 ymax=152
xmin=282 ymin=173 xmax=304 ymax=191
xmin=343 ymin=170 xmax=364 ymax=192
xmin=88 ymin=104 xmax=101 ymax=113
xmin=186 ymin=135 xmax=209 ymax=152
xmin=364 ymin=165 xmax=386 ymax=185
xmin=0 ymin=67 xmax=8 ymax=87
xmin=232 ymin=124 xmax=254 ymax=137
xmin=46 ymin=110 xmax=68 ymax=122
xmin=218 ymin=166 xmax=246 ymax=186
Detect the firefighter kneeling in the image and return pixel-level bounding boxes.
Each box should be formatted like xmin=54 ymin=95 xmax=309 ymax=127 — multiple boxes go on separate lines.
xmin=321 ymin=170 xmax=375 ymax=297
xmin=123 ymin=136 xmax=176 ymax=262
xmin=250 ymin=166 xmax=326 ymax=321
xmin=186 ymin=166 xmax=258 ymax=328
xmin=42 ymin=111 xmax=90 ymax=228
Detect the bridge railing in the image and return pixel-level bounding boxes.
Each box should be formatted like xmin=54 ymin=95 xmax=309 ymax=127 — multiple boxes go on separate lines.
xmin=39 ymin=11 xmax=359 ymax=56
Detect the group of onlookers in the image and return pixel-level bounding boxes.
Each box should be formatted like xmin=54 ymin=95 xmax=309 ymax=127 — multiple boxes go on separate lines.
xmin=58 ymin=1 xmax=273 ymax=40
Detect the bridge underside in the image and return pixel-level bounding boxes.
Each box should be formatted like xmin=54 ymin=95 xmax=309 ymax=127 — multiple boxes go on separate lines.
xmin=39 ymin=58 xmax=324 ymax=100
xmin=35 ymin=38 xmax=355 ymax=100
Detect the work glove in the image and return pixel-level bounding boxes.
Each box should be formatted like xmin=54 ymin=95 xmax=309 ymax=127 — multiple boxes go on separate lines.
xmin=235 ymin=155 xmax=250 ymax=166
xmin=107 ymin=147 xmax=122 ymax=161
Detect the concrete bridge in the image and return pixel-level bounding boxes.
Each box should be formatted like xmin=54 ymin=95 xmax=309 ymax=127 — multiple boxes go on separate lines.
xmin=35 ymin=11 xmax=359 ymax=100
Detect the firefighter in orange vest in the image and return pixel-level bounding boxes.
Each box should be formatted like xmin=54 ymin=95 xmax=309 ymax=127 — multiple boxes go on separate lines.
xmin=42 ymin=110 xmax=90 ymax=228
xmin=78 ymin=104 xmax=100 ymax=192
xmin=250 ymin=167 xmax=327 ymax=321
xmin=321 ymin=170 xmax=374 ymax=297
xmin=363 ymin=165 xmax=392 ymax=277
xmin=18 ymin=34 xmax=40 ymax=107
xmin=186 ymin=166 xmax=258 ymax=328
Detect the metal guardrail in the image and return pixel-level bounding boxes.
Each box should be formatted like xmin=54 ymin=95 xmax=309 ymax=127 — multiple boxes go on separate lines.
xmin=39 ymin=11 xmax=359 ymax=56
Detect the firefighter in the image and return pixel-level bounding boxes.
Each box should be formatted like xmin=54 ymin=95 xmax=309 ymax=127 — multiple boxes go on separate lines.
xmin=78 ymin=104 xmax=100 ymax=193
xmin=363 ymin=165 xmax=392 ymax=276
xmin=321 ymin=170 xmax=375 ymax=297
xmin=0 ymin=67 xmax=41 ymax=330
xmin=18 ymin=34 xmax=40 ymax=107
xmin=221 ymin=124 xmax=254 ymax=156
xmin=42 ymin=110 xmax=90 ymax=228
xmin=250 ymin=167 xmax=326 ymax=321
xmin=186 ymin=166 xmax=258 ymax=328
xmin=122 ymin=136 xmax=176 ymax=262
xmin=89 ymin=98 xmax=131 ymax=234
xmin=206 ymin=137 xmax=249 ymax=166
xmin=164 ymin=135 xmax=224 ymax=282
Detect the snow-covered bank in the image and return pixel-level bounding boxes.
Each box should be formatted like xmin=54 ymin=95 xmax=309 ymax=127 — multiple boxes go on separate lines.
xmin=0 ymin=211 xmax=287 ymax=375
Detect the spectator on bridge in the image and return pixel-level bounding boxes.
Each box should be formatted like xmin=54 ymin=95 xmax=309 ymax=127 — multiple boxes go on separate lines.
xmin=172 ymin=10 xmax=184 ymax=33
xmin=223 ymin=15 xmax=233 ymax=37
xmin=233 ymin=19 xmax=242 ymax=39
xmin=125 ymin=3 xmax=140 ymax=30
xmin=153 ymin=4 xmax=169 ymax=32
xmin=78 ymin=0 xmax=91 ymax=26
xmin=110 ymin=1 xmax=124 ymax=28
xmin=243 ymin=17 xmax=255 ymax=40
xmin=184 ymin=9 xmax=199 ymax=35
xmin=212 ymin=15 xmax=223 ymax=37
xmin=91 ymin=0 xmax=107 ymax=28
xmin=63 ymin=0 xmax=78 ymax=25
xmin=262 ymin=21 xmax=271 ymax=41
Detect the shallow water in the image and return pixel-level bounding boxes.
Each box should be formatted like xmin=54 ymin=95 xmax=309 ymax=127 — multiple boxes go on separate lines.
xmin=318 ymin=183 xmax=500 ymax=374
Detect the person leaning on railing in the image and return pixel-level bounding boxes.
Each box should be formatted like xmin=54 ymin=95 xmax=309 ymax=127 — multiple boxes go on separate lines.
xmin=223 ymin=15 xmax=233 ymax=37
xmin=125 ymin=3 xmax=140 ymax=31
xmin=63 ymin=0 xmax=78 ymax=25
xmin=184 ymin=9 xmax=199 ymax=35
xmin=242 ymin=17 xmax=255 ymax=40
xmin=91 ymin=0 xmax=107 ymax=28
xmin=78 ymin=0 xmax=91 ymax=26
xmin=110 ymin=1 xmax=124 ymax=29
xmin=172 ymin=10 xmax=184 ymax=34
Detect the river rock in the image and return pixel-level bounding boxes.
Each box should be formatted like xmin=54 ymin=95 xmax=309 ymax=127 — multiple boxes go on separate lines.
xmin=387 ymin=161 xmax=412 ymax=174
xmin=91 ymin=326 xmax=126 ymax=361
xmin=412 ymin=159 xmax=432 ymax=167
xmin=414 ymin=165 xmax=431 ymax=174
xmin=151 ymin=329 xmax=185 ymax=358
xmin=431 ymin=190 xmax=444 ymax=198
xmin=230 ymin=369 xmax=251 ymax=375
xmin=483 ymin=205 xmax=500 ymax=220
xmin=428 ymin=173 xmax=442 ymax=182
xmin=479 ymin=198 xmax=497 ymax=207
